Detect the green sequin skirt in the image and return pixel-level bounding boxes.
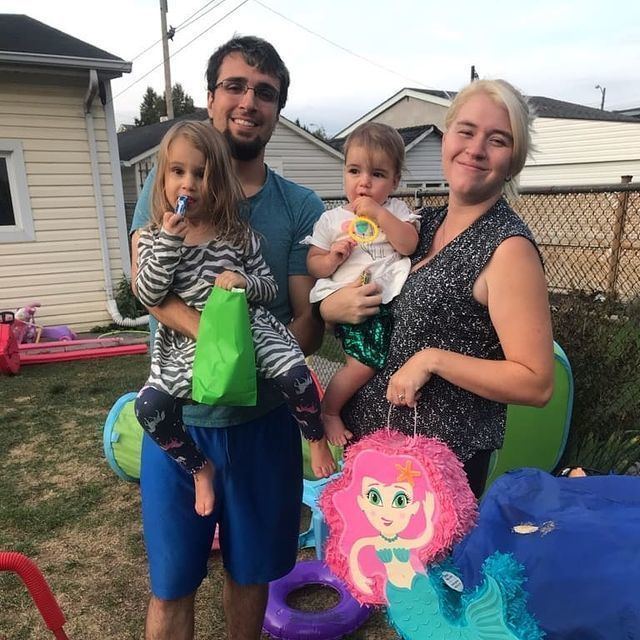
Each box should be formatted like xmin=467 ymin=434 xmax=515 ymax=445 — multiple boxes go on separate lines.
xmin=335 ymin=303 xmax=393 ymax=370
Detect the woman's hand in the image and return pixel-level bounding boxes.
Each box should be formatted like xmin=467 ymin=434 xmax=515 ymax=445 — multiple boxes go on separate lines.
xmin=215 ymin=270 xmax=247 ymax=290
xmin=319 ymin=277 xmax=382 ymax=325
xmin=386 ymin=350 xmax=436 ymax=407
xmin=161 ymin=211 xmax=188 ymax=238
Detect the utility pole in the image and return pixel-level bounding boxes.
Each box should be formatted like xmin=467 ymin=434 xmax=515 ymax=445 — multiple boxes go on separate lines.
xmin=595 ymin=84 xmax=606 ymax=110
xmin=160 ymin=0 xmax=174 ymax=120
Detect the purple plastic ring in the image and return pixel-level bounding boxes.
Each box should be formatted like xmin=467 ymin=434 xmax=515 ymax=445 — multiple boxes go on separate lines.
xmin=263 ymin=560 xmax=371 ymax=640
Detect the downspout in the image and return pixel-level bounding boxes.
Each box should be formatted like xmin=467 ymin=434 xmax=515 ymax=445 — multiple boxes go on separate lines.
xmin=84 ymin=69 xmax=148 ymax=327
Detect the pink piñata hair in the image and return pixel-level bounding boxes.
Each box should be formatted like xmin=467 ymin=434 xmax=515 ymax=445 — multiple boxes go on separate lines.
xmin=320 ymin=429 xmax=478 ymax=605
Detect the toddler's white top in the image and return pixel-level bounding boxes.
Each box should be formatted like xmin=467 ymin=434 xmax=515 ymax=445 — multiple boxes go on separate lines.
xmin=303 ymin=198 xmax=420 ymax=304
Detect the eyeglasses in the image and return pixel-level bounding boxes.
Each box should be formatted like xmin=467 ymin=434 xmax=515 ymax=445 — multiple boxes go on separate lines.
xmin=213 ymin=79 xmax=280 ymax=105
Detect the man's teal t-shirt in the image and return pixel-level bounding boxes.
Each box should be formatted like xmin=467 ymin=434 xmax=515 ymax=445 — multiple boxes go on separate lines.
xmin=131 ymin=165 xmax=323 ymax=427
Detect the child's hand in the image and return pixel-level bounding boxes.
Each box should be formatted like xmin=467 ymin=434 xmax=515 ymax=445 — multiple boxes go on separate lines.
xmin=215 ymin=270 xmax=247 ymax=290
xmin=161 ymin=211 xmax=188 ymax=238
xmin=348 ymin=196 xmax=387 ymax=225
xmin=329 ymin=238 xmax=355 ymax=267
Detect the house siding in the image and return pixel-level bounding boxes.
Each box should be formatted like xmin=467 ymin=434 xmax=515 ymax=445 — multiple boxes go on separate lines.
xmin=0 ymin=72 xmax=127 ymax=330
xmin=121 ymin=165 xmax=139 ymax=230
xmin=372 ymin=97 xmax=448 ymax=131
xmin=521 ymin=118 xmax=640 ymax=186
xmin=264 ymin=122 xmax=344 ymax=196
xmin=403 ymin=134 xmax=444 ymax=185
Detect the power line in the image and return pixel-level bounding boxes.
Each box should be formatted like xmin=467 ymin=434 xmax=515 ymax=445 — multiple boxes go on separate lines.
xmin=178 ymin=0 xmax=230 ymax=32
xmin=110 ymin=0 xmax=250 ymax=104
xmin=252 ymin=0 xmax=452 ymax=99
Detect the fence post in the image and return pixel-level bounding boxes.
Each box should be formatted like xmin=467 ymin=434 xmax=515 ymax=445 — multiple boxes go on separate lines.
xmin=606 ymin=175 xmax=633 ymax=298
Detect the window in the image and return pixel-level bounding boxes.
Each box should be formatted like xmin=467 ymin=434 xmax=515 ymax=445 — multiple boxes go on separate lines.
xmin=0 ymin=140 xmax=35 ymax=243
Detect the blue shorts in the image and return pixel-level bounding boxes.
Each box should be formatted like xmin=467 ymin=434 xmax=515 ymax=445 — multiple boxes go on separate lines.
xmin=140 ymin=404 xmax=302 ymax=599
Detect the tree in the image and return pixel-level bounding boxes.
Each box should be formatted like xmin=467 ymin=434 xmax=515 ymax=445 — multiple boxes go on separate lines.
xmin=167 ymin=83 xmax=195 ymax=118
xmin=134 ymin=84 xmax=196 ymax=127
xmin=134 ymin=87 xmax=163 ymax=127
xmin=309 ymin=124 xmax=328 ymax=141
xmin=293 ymin=118 xmax=329 ymax=141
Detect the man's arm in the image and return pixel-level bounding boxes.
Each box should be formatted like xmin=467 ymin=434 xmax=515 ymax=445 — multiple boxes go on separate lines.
xmin=287 ymin=274 xmax=324 ymax=356
xmin=131 ymin=230 xmax=200 ymax=340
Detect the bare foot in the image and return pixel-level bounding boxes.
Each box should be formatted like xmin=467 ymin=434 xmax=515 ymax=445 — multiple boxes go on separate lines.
xmin=309 ymin=438 xmax=337 ymax=478
xmin=194 ymin=460 xmax=215 ymax=516
xmin=323 ymin=413 xmax=353 ymax=447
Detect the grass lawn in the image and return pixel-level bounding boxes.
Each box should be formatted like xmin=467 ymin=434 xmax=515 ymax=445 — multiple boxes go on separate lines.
xmin=0 ymin=355 xmax=392 ymax=639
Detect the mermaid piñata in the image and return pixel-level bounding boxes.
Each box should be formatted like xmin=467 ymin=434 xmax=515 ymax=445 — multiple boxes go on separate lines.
xmin=320 ymin=430 xmax=543 ymax=639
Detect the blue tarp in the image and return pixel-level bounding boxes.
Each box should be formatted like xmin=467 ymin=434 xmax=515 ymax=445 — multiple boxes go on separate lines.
xmin=452 ymin=468 xmax=640 ymax=639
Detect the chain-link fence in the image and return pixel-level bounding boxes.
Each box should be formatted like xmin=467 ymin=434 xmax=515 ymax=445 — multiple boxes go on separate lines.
xmin=315 ymin=183 xmax=640 ymax=468
xmin=417 ymin=180 xmax=640 ymax=301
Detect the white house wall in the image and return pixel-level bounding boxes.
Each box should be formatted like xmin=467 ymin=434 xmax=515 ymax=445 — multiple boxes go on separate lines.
xmin=403 ymin=135 xmax=444 ymax=186
xmin=0 ymin=72 xmax=126 ymax=330
xmin=264 ymin=122 xmax=344 ymax=196
xmin=522 ymin=118 xmax=640 ymax=186
xmin=372 ymin=97 xmax=448 ymax=131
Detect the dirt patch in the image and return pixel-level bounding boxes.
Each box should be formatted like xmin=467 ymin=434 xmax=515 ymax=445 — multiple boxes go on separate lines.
xmin=7 ymin=432 xmax=48 ymax=462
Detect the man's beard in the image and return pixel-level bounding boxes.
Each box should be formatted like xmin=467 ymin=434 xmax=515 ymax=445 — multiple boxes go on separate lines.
xmin=223 ymin=129 xmax=266 ymax=161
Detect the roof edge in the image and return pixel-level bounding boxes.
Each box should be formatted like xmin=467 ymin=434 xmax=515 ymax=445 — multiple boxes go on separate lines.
xmin=0 ymin=50 xmax=132 ymax=73
xmin=278 ymin=116 xmax=344 ymax=159
xmin=334 ymin=88 xmax=452 ymax=139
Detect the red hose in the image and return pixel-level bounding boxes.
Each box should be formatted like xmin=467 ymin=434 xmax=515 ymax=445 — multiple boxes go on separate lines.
xmin=0 ymin=552 xmax=69 ymax=639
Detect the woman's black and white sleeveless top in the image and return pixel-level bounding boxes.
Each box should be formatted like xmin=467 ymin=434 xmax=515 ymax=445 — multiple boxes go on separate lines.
xmin=342 ymin=198 xmax=539 ymax=462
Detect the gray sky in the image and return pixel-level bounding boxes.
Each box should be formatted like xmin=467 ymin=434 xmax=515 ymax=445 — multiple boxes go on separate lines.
xmin=5 ymin=0 xmax=639 ymax=134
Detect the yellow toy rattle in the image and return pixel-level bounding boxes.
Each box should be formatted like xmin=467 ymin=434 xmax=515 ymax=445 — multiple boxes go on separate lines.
xmin=347 ymin=216 xmax=379 ymax=244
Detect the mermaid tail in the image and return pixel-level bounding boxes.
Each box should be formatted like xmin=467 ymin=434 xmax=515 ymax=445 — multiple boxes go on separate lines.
xmin=464 ymin=574 xmax=519 ymax=639
xmin=472 ymin=553 xmax=544 ymax=640
xmin=386 ymin=553 xmax=543 ymax=640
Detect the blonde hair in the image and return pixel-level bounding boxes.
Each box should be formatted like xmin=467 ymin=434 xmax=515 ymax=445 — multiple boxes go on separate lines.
xmin=445 ymin=79 xmax=535 ymax=201
xmin=343 ymin=122 xmax=405 ymax=177
xmin=151 ymin=121 xmax=249 ymax=247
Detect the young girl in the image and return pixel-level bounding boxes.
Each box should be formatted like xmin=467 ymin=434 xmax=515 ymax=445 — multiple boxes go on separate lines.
xmin=305 ymin=123 xmax=420 ymax=446
xmin=134 ymin=121 xmax=335 ymax=517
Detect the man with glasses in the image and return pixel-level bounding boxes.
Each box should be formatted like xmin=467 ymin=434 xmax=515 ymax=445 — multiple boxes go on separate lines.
xmin=130 ymin=36 xmax=324 ymax=640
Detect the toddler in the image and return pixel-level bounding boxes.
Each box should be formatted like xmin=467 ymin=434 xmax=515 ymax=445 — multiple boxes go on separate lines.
xmin=305 ymin=123 xmax=419 ymax=445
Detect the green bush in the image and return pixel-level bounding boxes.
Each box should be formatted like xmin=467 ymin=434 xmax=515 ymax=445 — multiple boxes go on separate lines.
xmin=551 ymin=291 xmax=640 ymax=467
xmin=115 ymin=274 xmax=147 ymax=319
xmin=567 ymin=429 xmax=640 ymax=473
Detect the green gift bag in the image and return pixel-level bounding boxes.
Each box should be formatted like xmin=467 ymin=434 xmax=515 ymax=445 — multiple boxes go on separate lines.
xmin=192 ymin=287 xmax=257 ymax=406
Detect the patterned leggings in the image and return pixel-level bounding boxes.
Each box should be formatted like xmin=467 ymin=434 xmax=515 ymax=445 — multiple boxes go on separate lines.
xmin=135 ymin=364 xmax=323 ymax=474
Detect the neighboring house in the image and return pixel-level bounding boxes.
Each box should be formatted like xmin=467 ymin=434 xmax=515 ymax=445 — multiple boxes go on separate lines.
xmin=615 ymin=107 xmax=640 ymax=119
xmin=398 ymin=125 xmax=445 ymax=188
xmin=335 ymin=88 xmax=640 ymax=187
xmin=0 ymin=14 xmax=132 ymax=331
xmin=118 ymin=112 xmax=345 ymax=218
xmin=118 ymin=108 xmax=209 ymax=229
xmin=332 ymin=123 xmax=445 ymax=189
